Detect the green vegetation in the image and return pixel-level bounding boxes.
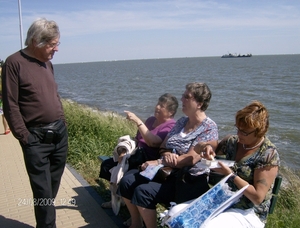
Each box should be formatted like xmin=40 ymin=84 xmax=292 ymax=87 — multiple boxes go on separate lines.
xmin=63 ymin=100 xmax=136 ymax=220
xmin=63 ymin=100 xmax=300 ymax=228
xmin=63 ymin=99 xmax=136 ymax=183
xmin=265 ymin=167 xmax=300 ymax=228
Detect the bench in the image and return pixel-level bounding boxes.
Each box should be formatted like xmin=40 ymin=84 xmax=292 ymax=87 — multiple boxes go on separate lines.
xmin=97 ymin=155 xmax=282 ymax=214
xmin=98 ymin=155 xmax=111 ymax=162
xmin=269 ymin=175 xmax=282 ymax=214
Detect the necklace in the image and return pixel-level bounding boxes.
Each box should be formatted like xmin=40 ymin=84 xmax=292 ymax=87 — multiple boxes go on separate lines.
xmin=243 ymin=137 xmax=264 ymax=150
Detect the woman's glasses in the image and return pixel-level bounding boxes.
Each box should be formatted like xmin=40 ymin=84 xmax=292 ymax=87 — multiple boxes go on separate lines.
xmin=181 ymin=93 xmax=193 ymax=100
xmin=235 ymin=125 xmax=256 ymax=136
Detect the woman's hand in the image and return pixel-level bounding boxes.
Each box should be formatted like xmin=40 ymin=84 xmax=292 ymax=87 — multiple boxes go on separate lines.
xmin=124 ymin=110 xmax=141 ymax=125
xmin=162 ymin=152 xmax=179 ymax=167
xmin=211 ymin=161 xmax=233 ymax=175
xmin=118 ymin=152 xmax=126 ymax=163
xmin=195 ymin=143 xmax=216 ymax=160
xmin=139 ymin=160 xmax=160 ymax=171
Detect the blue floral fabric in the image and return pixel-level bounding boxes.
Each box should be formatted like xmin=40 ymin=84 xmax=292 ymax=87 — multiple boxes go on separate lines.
xmin=163 ymin=175 xmax=245 ymax=228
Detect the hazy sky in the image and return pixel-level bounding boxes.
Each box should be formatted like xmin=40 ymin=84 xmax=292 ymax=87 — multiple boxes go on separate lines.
xmin=1 ymin=0 xmax=299 ymax=64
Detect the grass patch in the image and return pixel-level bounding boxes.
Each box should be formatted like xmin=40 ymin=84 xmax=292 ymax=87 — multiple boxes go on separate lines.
xmin=265 ymin=167 xmax=300 ymax=228
xmin=63 ymin=99 xmax=300 ymax=228
xmin=63 ymin=100 xmax=136 ymax=220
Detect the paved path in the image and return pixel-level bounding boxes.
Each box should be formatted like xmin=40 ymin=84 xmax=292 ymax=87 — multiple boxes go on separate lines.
xmin=0 ymin=122 xmax=123 ymax=228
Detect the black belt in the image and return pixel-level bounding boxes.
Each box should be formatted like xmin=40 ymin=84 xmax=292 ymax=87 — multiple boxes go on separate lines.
xmin=27 ymin=120 xmax=65 ymax=144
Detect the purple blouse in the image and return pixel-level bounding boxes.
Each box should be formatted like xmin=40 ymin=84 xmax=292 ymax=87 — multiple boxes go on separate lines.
xmin=135 ymin=116 xmax=176 ymax=160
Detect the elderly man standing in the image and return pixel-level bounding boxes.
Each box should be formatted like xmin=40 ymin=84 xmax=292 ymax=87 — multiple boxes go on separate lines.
xmin=1 ymin=18 xmax=68 ymax=228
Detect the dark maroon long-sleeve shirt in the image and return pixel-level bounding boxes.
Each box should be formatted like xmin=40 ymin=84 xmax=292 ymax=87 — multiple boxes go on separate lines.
xmin=1 ymin=50 xmax=65 ymax=145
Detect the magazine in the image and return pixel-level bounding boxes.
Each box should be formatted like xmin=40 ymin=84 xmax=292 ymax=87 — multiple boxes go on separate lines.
xmin=139 ymin=164 xmax=164 ymax=180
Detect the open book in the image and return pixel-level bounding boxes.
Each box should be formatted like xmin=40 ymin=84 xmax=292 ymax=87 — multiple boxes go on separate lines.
xmin=160 ymin=174 xmax=248 ymax=228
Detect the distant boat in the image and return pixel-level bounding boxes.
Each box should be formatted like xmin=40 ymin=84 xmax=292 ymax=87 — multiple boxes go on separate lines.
xmin=237 ymin=53 xmax=252 ymax=57
xmin=221 ymin=53 xmax=252 ymax=58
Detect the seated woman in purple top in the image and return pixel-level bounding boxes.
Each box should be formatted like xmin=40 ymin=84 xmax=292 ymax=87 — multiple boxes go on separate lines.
xmin=99 ymin=93 xmax=178 ymax=208
xmin=134 ymin=115 xmax=175 ymax=161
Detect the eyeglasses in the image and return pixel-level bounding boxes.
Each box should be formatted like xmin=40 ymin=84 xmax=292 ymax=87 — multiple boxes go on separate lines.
xmin=181 ymin=93 xmax=193 ymax=100
xmin=235 ymin=125 xmax=256 ymax=136
xmin=48 ymin=42 xmax=61 ymax=49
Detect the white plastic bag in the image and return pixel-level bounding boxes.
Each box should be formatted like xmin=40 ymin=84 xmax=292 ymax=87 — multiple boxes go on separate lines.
xmin=160 ymin=174 xmax=249 ymax=228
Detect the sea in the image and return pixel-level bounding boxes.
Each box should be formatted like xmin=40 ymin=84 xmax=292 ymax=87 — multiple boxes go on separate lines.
xmin=54 ymin=55 xmax=300 ymax=169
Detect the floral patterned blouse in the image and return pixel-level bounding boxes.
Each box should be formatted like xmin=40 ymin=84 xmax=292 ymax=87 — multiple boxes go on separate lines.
xmin=218 ymin=135 xmax=280 ymax=223
xmin=166 ymin=116 xmax=218 ymax=155
xmin=165 ymin=116 xmax=218 ymax=175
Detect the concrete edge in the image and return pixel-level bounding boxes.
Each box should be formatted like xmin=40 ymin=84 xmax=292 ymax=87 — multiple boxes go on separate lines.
xmin=65 ymin=163 xmax=125 ymax=228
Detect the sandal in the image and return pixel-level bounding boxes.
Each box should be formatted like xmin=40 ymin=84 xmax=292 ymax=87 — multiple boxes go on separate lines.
xmin=5 ymin=129 xmax=10 ymax=135
xmin=123 ymin=218 xmax=145 ymax=228
xmin=123 ymin=217 xmax=131 ymax=227
xmin=101 ymin=201 xmax=112 ymax=209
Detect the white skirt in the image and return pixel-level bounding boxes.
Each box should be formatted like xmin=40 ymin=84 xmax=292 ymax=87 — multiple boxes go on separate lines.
xmin=202 ymin=208 xmax=265 ymax=228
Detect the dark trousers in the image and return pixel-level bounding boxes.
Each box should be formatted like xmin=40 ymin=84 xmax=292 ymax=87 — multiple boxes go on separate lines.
xmin=21 ymin=129 xmax=68 ymax=228
xmin=117 ymin=169 xmax=177 ymax=209
xmin=99 ymin=157 xmax=117 ymax=181
xmin=118 ymin=169 xmax=210 ymax=209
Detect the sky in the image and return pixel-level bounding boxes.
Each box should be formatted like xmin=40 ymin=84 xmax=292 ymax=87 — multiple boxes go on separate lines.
xmin=1 ymin=0 xmax=300 ymax=64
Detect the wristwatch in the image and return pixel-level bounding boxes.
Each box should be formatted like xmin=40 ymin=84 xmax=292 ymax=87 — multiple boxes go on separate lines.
xmin=229 ymin=173 xmax=237 ymax=182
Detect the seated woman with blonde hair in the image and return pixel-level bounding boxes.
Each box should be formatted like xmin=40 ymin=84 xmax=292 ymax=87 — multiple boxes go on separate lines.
xmin=202 ymin=100 xmax=280 ymax=228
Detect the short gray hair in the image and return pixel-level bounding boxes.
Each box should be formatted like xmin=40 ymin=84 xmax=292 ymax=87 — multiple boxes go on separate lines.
xmin=25 ymin=18 xmax=60 ymax=48
xmin=186 ymin=82 xmax=212 ymax=111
